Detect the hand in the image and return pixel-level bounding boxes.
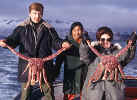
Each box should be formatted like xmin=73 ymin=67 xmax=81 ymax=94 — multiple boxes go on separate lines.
xmin=127 ymin=32 xmax=137 ymax=45
xmin=0 ymin=39 xmax=7 ymax=47
xmin=62 ymin=41 xmax=71 ymax=49
xmin=114 ymin=43 xmax=122 ymax=49
xmin=82 ymin=31 xmax=91 ymax=41
xmin=86 ymin=40 xmax=91 ymax=46
xmin=128 ymin=40 xmax=133 ymax=46
xmin=90 ymin=41 xmax=99 ymax=47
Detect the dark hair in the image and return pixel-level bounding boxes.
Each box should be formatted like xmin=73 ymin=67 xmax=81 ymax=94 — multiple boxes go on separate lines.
xmin=29 ymin=2 xmax=44 ymax=15
xmin=96 ymin=26 xmax=113 ymax=41
xmin=70 ymin=22 xmax=83 ymax=35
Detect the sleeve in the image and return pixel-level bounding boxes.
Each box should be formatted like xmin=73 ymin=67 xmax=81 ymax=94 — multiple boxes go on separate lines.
xmin=118 ymin=43 xmax=136 ymax=67
xmin=79 ymin=40 xmax=96 ymax=65
xmin=48 ymin=27 xmax=64 ymax=50
xmin=54 ymin=52 xmax=65 ymax=78
xmin=5 ymin=26 xmax=24 ymax=48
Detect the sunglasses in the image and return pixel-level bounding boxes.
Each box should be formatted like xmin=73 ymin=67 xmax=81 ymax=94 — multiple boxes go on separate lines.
xmin=100 ymin=38 xmax=111 ymax=42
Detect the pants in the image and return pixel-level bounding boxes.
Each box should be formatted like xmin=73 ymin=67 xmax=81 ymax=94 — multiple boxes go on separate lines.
xmin=82 ymin=80 xmax=125 ymax=100
xmin=21 ymin=82 xmax=55 ymax=100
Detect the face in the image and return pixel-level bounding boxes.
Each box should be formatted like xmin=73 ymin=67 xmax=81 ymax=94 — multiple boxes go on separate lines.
xmin=72 ymin=26 xmax=82 ymax=43
xmin=29 ymin=9 xmax=42 ymax=23
xmin=99 ymin=34 xmax=111 ymax=49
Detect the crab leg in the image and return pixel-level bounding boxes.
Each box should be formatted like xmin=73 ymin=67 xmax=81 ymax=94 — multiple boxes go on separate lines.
xmin=39 ymin=71 xmax=42 ymax=92
xmin=6 ymin=45 xmax=29 ymax=61
xmin=24 ymin=67 xmax=32 ymax=90
xmin=43 ymin=47 xmax=66 ymax=61
xmin=42 ymin=68 xmax=50 ymax=88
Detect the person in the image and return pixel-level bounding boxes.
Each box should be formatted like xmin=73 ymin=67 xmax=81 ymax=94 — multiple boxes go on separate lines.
xmin=55 ymin=22 xmax=89 ymax=100
xmin=79 ymin=26 xmax=136 ymax=100
xmin=0 ymin=2 xmax=70 ymax=100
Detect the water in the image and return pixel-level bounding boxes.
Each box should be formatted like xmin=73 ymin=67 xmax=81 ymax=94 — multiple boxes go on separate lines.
xmin=0 ymin=42 xmax=137 ymax=100
xmin=0 ymin=48 xmax=20 ymax=100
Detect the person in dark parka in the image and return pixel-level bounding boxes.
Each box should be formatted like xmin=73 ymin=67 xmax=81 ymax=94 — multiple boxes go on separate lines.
xmin=55 ymin=22 xmax=88 ymax=100
xmin=0 ymin=2 xmax=70 ymax=100
xmin=80 ymin=26 xmax=136 ymax=100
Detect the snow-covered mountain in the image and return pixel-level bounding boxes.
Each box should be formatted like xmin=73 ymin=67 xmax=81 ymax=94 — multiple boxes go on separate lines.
xmin=0 ymin=18 xmax=73 ymax=38
xmin=0 ymin=18 xmax=130 ymax=40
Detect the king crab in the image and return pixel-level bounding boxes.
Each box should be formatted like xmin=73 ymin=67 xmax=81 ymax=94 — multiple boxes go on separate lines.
xmin=86 ymin=40 xmax=137 ymax=87
xmin=5 ymin=44 xmax=66 ymax=92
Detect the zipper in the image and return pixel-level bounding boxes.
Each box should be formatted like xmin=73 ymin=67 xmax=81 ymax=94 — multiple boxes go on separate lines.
xmin=32 ymin=28 xmax=38 ymax=48
xmin=32 ymin=24 xmax=43 ymax=48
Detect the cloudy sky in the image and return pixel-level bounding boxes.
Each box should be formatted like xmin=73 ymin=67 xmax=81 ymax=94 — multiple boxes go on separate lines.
xmin=0 ymin=0 xmax=137 ymax=32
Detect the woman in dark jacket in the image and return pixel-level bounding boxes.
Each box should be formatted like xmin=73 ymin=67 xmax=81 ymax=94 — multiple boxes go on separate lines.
xmin=80 ymin=26 xmax=136 ymax=100
xmin=55 ymin=22 xmax=88 ymax=100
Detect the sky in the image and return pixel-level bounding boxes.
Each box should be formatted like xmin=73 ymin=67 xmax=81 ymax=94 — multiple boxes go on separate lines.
xmin=0 ymin=0 xmax=137 ymax=33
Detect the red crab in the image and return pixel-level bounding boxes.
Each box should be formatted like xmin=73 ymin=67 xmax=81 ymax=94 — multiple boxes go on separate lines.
xmin=86 ymin=40 xmax=137 ymax=87
xmin=6 ymin=44 xmax=66 ymax=92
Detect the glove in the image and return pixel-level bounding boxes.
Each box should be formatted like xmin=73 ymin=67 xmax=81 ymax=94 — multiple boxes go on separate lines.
xmin=127 ymin=32 xmax=137 ymax=45
xmin=90 ymin=41 xmax=99 ymax=47
xmin=82 ymin=31 xmax=91 ymax=41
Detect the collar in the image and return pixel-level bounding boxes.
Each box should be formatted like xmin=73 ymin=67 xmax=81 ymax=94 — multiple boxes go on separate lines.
xmin=67 ymin=35 xmax=80 ymax=48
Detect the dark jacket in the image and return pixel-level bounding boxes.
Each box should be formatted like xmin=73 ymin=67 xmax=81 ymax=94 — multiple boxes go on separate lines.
xmin=5 ymin=18 xmax=63 ymax=82
xmin=55 ymin=35 xmax=87 ymax=94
